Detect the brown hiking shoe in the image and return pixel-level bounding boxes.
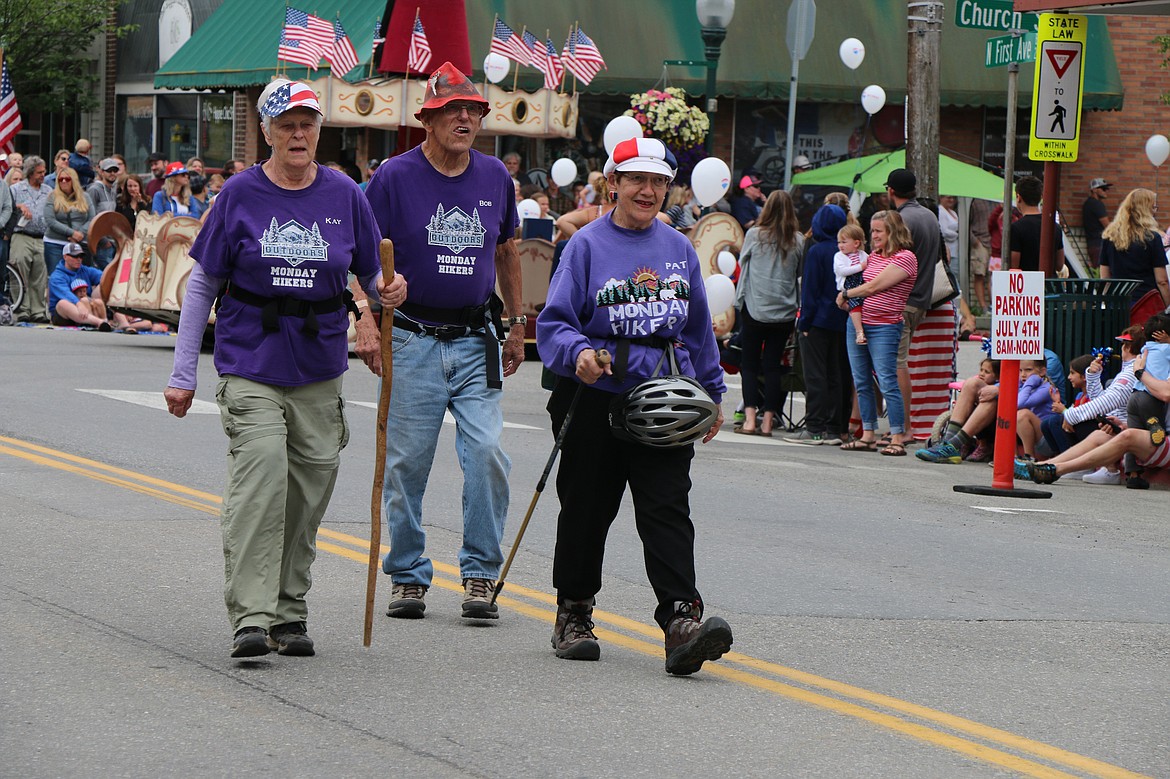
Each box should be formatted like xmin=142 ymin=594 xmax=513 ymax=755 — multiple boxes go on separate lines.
xmin=386 ymin=582 xmax=428 ymax=619
xmin=461 ymin=578 xmax=499 ymax=620
xmin=663 ymin=600 xmax=733 ymax=676
xmin=551 ymin=599 xmax=600 ymax=661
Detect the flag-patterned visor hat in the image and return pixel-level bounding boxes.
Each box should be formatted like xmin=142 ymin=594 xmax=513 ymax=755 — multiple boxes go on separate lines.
xmin=260 ymin=80 xmax=323 ymax=118
xmin=415 ymin=61 xmax=490 ymax=120
xmin=603 ymin=137 xmax=677 ymax=180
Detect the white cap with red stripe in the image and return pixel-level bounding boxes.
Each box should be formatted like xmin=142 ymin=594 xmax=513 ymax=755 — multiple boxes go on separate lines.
xmin=603 ymin=137 xmax=677 ymax=180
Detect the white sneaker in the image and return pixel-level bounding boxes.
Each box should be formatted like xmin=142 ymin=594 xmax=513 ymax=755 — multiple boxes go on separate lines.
xmin=1062 ymin=469 xmax=1093 ymax=480
xmin=1083 ymin=467 xmax=1122 ymax=485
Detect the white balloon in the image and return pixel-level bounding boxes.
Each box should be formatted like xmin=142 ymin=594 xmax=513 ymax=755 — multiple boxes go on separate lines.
xmin=839 ymin=38 xmax=865 ymax=70
xmin=517 ymin=198 xmax=541 ymax=220
xmin=1146 ymin=134 xmax=1170 ymax=168
xmin=704 ymin=274 xmax=736 ymax=315
xmin=861 ymin=84 xmax=886 ymax=116
xmin=690 ymin=157 xmax=732 ymax=207
xmin=551 ymin=157 xmax=578 ymax=187
xmin=603 ymin=115 xmax=644 ymax=156
xmin=716 ymin=250 xmax=737 ymax=277
xmin=484 ymin=53 xmax=509 ymax=84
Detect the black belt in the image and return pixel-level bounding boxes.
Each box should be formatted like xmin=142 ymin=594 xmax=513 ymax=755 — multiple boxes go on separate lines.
xmin=225 ymin=284 xmax=359 ymax=336
xmin=15 ymin=230 xmax=43 ymax=238
xmin=613 ymin=335 xmax=673 ymax=382
xmin=395 ymin=295 xmax=506 ymax=389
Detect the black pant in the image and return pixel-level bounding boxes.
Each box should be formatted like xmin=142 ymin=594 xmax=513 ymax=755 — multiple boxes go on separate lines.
xmin=547 ymin=379 xmax=700 ymax=630
xmin=739 ymin=307 xmax=795 ymax=414
xmin=799 ymin=327 xmax=854 ymax=435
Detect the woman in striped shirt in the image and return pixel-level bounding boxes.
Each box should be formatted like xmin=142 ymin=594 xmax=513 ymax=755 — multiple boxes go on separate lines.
xmin=837 ymin=210 xmax=919 ymax=456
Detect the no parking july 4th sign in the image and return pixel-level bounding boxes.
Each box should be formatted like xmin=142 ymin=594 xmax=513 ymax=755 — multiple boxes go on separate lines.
xmin=991 ymin=271 xmax=1045 ymax=360
xmin=1028 ymin=13 xmax=1088 ymax=162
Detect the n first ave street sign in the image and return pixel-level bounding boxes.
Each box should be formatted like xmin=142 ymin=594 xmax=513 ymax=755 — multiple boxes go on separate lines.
xmin=955 ymin=0 xmax=1039 ymax=31
xmin=1028 ymin=13 xmax=1088 ymax=162
xmin=985 ymin=32 xmax=1037 ymax=67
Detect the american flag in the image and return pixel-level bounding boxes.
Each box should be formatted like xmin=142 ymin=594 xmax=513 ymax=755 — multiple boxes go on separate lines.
xmin=562 ymin=26 xmax=606 ymax=85
xmin=0 ymin=56 xmax=21 ymax=154
xmin=372 ymin=21 xmax=384 ymax=56
xmin=325 ymin=19 xmax=359 ymax=76
xmin=490 ymin=19 xmax=530 ymax=66
xmin=521 ymin=30 xmax=540 ymax=64
xmin=277 ymin=8 xmax=334 ymax=69
xmin=407 ymin=15 xmax=432 ymax=74
xmin=531 ymin=37 xmax=563 ymax=91
xmin=260 ymin=81 xmax=322 ymax=117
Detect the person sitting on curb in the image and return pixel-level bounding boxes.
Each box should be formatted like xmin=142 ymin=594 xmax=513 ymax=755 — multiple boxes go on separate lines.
xmin=47 ymin=242 xmax=110 ymax=330
xmin=916 ymin=357 xmax=1000 ymax=464
xmin=1027 ymin=347 xmax=1170 ymax=485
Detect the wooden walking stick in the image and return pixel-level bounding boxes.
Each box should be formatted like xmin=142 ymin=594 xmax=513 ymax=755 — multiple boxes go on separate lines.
xmin=363 ymin=238 xmax=395 ymax=647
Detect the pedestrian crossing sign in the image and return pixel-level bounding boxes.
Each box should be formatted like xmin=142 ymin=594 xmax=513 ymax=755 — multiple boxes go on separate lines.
xmin=1028 ymin=13 xmax=1087 ymax=162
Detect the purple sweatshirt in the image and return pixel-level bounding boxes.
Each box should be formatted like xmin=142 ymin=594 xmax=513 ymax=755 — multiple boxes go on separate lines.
xmin=1018 ymin=374 xmax=1058 ymax=421
xmin=537 ymin=212 xmax=725 ymax=403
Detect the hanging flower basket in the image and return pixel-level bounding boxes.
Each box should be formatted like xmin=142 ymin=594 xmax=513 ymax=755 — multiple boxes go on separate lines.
xmin=624 ymin=87 xmax=708 ymax=182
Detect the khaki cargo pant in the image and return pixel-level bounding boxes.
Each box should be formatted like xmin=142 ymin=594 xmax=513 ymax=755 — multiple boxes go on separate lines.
xmin=215 ymin=374 xmax=349 ymax=632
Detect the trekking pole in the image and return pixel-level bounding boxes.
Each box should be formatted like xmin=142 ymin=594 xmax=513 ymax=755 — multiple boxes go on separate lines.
xmin=492 ymin=349 xmax=611 ymax=605
xmin=364 ymin=238 xmax=395 ymax=647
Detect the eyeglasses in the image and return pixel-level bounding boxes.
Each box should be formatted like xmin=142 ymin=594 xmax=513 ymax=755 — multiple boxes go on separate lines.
xmin=441 ymin=102 xmax=482 ymax=118
xmin=621 ymin=173 xmax=671 ymax=190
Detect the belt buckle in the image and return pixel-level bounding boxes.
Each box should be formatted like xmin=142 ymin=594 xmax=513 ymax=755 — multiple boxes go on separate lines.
xmin=432 ymin=324 xmax=466 ymax=340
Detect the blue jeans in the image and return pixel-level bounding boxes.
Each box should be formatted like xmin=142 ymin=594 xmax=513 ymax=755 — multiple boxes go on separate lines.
xmin=381 ymin=327 xmax=510 ymax=586
xmin=846 ymin=319 xmax=905 ymax=434
xmin=43 ymin=241 xmax=65 ymax=275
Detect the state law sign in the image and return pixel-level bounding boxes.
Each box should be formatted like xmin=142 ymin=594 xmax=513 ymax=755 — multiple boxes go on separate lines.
xmin=991 ymin=271 xmax=1045 ymax=360
xmin=1028 ymin=13 xmax=1088 ymax=162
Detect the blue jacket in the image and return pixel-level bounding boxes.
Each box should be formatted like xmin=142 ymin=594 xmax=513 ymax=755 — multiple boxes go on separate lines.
xmin=48 ymin=262 xmax=103 ymax=312
xmin=798 ymin=205 xmax=848 ymax=333
xmin=151 ymin=190 xmax=208 ymax=219
xmin=68 ymin=152 xmax=95 ymax=188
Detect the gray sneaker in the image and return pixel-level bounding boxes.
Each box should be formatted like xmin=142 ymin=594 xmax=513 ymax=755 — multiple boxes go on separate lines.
xmin=822 ymin=433 xmax=844 ymax=446
xmin=386 ymin=582 xmax=428 ymax=619
xmin=461 ymin=578 xmax=499 ymax=620
xmin=0 ymin=304 xmax=13 ymax=326
xmin=785 ymin=430 xmax=824 ymax=445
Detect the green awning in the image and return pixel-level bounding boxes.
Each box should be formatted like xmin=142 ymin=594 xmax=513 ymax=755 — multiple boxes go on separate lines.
xmin=157 ymin=0 xmax=1124 ymax=111
xmin=154 ymin=0 xmax=385 ymax=89
xmin=464 ymin=0 xmax=1122 ymax=110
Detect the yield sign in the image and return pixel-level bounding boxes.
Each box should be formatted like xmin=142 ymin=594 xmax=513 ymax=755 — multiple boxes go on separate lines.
xmin=1045 ymin=48 xmax=1077 ymax=78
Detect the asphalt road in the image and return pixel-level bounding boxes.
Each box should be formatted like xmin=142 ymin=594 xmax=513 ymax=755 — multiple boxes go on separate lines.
xmin=2 ymin=326 xmax=1167 ymax=778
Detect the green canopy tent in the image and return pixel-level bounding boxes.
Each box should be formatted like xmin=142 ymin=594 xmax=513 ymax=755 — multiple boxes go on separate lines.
xmin=791 ymin=149 xmax=1006 ymax=200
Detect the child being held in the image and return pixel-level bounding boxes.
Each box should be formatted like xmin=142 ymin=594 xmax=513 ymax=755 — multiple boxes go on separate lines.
xmin=833 ymin=223 xmax=869 ymax=345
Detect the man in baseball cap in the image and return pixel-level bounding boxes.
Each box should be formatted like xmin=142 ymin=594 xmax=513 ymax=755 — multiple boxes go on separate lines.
xmin=47 ymin=241 xmax=110 ymax=330
xmin=362 ymin=60 xmax=524 ymax=622
xmin=1082 ymin=178 xmax=1113 ymax=270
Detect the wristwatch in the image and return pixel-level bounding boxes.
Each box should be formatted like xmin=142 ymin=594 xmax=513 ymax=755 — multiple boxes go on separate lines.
xmin=507 ymin=315 xmax=528 ymax=328
xmin=1134 ymin=368 xmax=1145 ymax=381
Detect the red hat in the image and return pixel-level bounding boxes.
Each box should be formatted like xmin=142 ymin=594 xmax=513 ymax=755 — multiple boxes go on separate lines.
xmin=415 ymin=61 xmax=489 ymax=120
xmin=164 ymin=161 xmax=189 ymax=178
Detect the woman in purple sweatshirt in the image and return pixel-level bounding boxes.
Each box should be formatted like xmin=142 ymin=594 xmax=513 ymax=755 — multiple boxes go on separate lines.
xmin=537 ymin=137 xmax=732 ymax=676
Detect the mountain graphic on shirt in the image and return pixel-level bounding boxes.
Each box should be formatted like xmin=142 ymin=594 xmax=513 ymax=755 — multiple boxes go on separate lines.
xmin=427 ymin=204 xmax=486 ymax=255
xmin=595 ymin=269 xmax=689 ymax=306
xmin=259 ymin=217 xmax=330 ymax=266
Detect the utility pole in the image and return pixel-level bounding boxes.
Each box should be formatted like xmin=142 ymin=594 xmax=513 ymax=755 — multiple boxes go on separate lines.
xmin=906 ymin=0 xmax=943 ymax=205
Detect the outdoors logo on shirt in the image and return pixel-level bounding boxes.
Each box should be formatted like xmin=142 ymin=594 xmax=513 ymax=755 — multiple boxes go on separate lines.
xmin=259 ymin=217 xmax=330 ymax=266
xmin=427 ymin=204 xmax=486 ymax=255
xmin=594 ymin=267 xmax=690 ymax=337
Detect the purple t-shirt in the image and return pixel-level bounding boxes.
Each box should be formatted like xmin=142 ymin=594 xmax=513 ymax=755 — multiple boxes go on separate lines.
xmin=364 ymin=146 xmax=517 ymax=322
xmin=537 ymin=213 xmax=726 ymax=403
xmin=190 ymin=164 xmax=381 ymax=386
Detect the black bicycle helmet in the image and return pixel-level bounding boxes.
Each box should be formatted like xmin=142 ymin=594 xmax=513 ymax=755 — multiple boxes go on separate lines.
xmin=609 ymin=375 xmax=718 ymax=448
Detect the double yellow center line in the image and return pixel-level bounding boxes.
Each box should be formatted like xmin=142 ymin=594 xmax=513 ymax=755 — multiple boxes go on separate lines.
xmin=0 ymin=434 xmax=1148 ymax=779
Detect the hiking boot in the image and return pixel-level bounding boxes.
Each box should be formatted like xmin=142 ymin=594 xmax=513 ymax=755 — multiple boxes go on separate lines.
xmin=915 ymin=441 xmax=962 ymax=464
xmin=386 ymin=582 xmax=428 ymax=619
xmin=1148 ymin=417 xmax=1166 ymax=447
xmin=964 ymin=441 xmax=991 ymax=462
xmin=1027 ymin=461 xmax=1059 ymax=485
xmin=231 ymin=626 xmax=270 ymax=658
xmin=1013 ymin=456 xmax=1035 ymax=481
xmin=266 ymin=622 xmax=315 ymax=656
xmin=551 ymin=599 xmax=600 ymax=661
xmin=785 ymin=430 xmax=824 ymax=445
xmin=663 ymin=600 xmax=733 ymax=676
xmin=461 ymin=578 xmax=499 ymax=620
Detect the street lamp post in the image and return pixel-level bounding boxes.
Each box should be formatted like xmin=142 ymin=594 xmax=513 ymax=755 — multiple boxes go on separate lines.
xmin=696 ymin=0 xmax=735 ymax=155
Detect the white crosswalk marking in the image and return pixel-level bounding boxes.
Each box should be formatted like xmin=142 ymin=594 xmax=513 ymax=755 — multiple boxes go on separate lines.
xmin=346 ymin=400 xmax=541 ymax=430
xmin=77 ymin=389 xmax=219 ymax=415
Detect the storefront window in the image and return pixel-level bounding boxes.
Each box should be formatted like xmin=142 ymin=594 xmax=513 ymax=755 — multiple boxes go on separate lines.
xmin=119 ymin=96 xmax=155 ymax=173
xmin=200 ymin=95 xmax=234 ymax=168
xmin=158 ymin=94 xmax=199 ymax=167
